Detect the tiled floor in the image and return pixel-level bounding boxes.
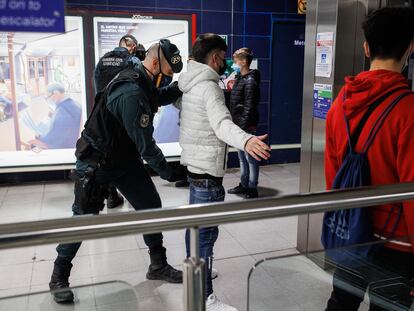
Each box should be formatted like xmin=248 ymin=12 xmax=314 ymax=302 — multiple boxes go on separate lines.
xmin=0 ymin=164 xmax=305 ymax=311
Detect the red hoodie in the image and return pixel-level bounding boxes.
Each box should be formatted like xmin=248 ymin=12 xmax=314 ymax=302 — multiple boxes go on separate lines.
xmin=325 ymin=70 xmax=414 ymax=253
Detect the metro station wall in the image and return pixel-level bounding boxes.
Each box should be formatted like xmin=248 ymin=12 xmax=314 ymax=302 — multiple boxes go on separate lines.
xmin=66 ymin=0 xmax=301 ymax=166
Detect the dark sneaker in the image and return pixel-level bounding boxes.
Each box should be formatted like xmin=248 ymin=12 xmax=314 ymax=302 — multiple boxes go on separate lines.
xmin=49 ymin=281 xmax=74 ymax=303
xmin=227 ymin=183 xmax=247 ymax=195
xmin=175 ymin=180 xmax=190 ymax=187
xmin=107 ymin=192 xmax=124 ymax=209
xmin=245 ymin=188 xmax=259 ymax=199
xmin=146 ymin=264 xmax=183 ymax=283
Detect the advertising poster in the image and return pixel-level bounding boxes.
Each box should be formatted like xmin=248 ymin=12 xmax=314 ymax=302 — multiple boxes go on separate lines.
xmin=0 ymin=16 xmax=87 ymax=169
xmin=93 ymin=16 xmax=190 ymax=157
xmin=315 ymin=32 xmax=334 ymax=78
xmin=313 ymin=83 xmax=333 ymax=119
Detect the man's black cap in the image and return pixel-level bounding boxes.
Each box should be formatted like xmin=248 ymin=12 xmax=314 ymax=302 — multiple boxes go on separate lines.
xmin=159 ymin=39 xmax=183 ymax=73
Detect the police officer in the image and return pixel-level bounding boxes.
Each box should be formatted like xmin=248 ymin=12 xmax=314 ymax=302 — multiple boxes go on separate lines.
xmin=94 ymin=34 xmax=140 ymax=92
xmin=94 ymin=34 xmax=141 ymax=209
xmin=49 ymin=39 xmax=186 ymax=303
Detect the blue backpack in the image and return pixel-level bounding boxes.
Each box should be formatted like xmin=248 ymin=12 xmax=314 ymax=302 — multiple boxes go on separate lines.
xmin=321 ymin=88 xmax=411 ymax=263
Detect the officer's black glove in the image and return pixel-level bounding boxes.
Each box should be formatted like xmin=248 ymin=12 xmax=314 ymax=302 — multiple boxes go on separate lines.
xmin=169 ymin=81 xmax=183 ymax=98
xmin=166 ymin=164 xmax=187 ymax=182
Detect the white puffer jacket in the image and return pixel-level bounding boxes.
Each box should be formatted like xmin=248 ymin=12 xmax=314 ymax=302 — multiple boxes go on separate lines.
xmin=177 ymin=60 xmax=253 ymax=177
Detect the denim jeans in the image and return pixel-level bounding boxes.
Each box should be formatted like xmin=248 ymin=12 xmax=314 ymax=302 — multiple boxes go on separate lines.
xmin=56 ymin=160 xmax=164 ymax=262
xmin=185 ymin=178 xmax=224 ymax=297
xmin=238 ymin=149 xmax=259 ymax=189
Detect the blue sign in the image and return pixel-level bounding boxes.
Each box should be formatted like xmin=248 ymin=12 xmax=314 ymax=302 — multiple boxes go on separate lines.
xmin=0 ymin=0 xmax=65 ymax=33
xmin=313 ymin=83 xmax=333 ymax=120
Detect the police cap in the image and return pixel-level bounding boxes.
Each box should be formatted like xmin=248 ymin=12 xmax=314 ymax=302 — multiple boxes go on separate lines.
xmin=159 ymin=39 xmax=183 ymax=73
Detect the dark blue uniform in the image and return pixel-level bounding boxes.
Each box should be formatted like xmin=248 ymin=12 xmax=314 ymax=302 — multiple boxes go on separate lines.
xmin=93 ymin=47 xmax=140 ymax=92
xmin=50 ymin=39 xmax=184 ymax=304
xmin=56 ymin=63 xmax=182 ymax=261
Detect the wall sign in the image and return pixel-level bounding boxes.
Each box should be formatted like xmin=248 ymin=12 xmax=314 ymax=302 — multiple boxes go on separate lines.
xmin=0 ymin=0 xmax=65 ymax=33
xmin=313 ymin=83 xmax=333 ymax=119
xmin=315 ymin=32 xmax=334 ymax=78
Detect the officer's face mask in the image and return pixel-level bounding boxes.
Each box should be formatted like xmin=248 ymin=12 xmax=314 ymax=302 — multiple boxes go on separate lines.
xmin=153 ymin=64 xmax=173 ymax=88
xmin=153 ymin=46 xmax=174 ymax=88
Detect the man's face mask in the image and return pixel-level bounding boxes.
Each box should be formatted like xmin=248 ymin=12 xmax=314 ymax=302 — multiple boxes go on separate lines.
xmin=153 ymin=46 xmax=174 ymax=88
xmin=217 ymin=54 xmax=227 ymax=76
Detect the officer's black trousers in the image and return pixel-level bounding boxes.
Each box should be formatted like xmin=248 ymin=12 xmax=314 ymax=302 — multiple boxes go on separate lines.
xmin=56 ymin=161 xmax=163 ymax=262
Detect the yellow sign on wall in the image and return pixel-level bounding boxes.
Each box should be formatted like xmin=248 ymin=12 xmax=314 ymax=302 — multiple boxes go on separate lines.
xmin=298 ymin=0 xmax=307 ymax=14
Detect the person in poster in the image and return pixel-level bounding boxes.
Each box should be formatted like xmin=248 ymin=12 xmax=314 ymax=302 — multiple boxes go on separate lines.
xmin=0 ymin=16 xmax=87 ymax=168
xmin=28 ymin=83 xmax=82 ymax=150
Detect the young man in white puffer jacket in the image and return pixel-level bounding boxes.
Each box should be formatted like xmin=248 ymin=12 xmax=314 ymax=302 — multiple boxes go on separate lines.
xmin=177 ymin=33 xmax=271 ymax=311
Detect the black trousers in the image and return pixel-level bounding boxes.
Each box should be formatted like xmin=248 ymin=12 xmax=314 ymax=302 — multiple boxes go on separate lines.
xmin=326 ymin=247 xmax=414 ymax=311
xmin=56 ymin=161 xmax=163 ymax=262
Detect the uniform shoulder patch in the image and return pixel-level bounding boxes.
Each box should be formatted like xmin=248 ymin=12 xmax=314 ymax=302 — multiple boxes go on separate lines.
xmin=139 ymin=114 xmax=150 ymax=128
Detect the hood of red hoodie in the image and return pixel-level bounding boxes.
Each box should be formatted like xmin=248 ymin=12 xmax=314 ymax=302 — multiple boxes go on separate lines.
xmin=342 ymin=70 xmax=409 ymax=118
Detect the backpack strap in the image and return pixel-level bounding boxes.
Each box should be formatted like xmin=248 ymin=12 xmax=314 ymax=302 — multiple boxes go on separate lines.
xmin=359 ymin=90 xmax=412 ymax=240
xmin=342 ymin=86 xmax=409 ymax=155
xmin=361 ymin=91 xmax=412 ymax=153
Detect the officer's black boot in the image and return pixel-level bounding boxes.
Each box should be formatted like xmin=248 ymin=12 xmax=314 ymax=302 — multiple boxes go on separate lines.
xmin=49 ymin=257 xmax=74 ymax=303
xmin=146 ymin=247 xmax=183 ymax=283
xmin=107 ymin=186 xmax=124 ymax=209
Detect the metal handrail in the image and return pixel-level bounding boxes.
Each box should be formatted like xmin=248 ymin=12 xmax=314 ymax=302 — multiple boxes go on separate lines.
xmin=0 ymin=182 xmax=413 ymax=250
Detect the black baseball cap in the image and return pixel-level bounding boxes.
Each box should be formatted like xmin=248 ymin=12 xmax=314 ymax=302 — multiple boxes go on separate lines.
xmin=159 ymin=39 xmax=183 ymax=73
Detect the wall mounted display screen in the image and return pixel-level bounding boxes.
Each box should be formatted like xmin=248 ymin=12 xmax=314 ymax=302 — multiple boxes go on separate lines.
xmin=0 ymin=16 xmax=87 ymax=170
xmin=93 ymin=16 xmax=190 ymax=157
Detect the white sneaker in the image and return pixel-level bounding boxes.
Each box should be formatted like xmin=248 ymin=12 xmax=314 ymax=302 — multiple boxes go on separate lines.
xmin=206 ymin=293 xmax=237 ymax=311
xmin=212 ymin=268 xmax=218 ymax=280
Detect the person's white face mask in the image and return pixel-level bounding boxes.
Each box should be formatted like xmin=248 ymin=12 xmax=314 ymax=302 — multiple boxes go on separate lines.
xmin=231 ymin=63 xmax=241 ymax=74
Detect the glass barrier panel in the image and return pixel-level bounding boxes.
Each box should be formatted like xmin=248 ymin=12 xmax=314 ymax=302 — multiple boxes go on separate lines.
xmin=0 ymin=241 xmax=160 ymax=311
xmin=248 ymin=236 xmax=414 ymax=311
xmin=0 ymin=281 xmax=138 ymax=311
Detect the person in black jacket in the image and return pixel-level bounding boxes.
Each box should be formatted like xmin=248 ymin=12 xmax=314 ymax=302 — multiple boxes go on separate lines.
xmin=227 ymin=48 xmax=261 ymax=198
xmin=49 ymin=40 xmax=186 ymax=304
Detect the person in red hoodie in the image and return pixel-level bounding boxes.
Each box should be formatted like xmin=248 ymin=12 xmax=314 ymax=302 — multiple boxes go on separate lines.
xmin=325 ymin=7 xmax=414 ymax=311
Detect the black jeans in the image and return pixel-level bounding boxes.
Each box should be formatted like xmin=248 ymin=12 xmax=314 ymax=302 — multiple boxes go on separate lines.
xmin=326 ymin=247 xmax=414 ymax=311
xmin=56 ymin=160 xmax=163 ymax=262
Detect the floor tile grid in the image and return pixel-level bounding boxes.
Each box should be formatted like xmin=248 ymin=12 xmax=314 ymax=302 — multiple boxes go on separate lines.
xmin=0 ymin=164 xmax=301 ymax=311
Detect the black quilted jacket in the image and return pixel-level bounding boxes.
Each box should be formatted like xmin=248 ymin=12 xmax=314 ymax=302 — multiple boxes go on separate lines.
xmin=229 ymin=69 xmax=261 ymax=131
